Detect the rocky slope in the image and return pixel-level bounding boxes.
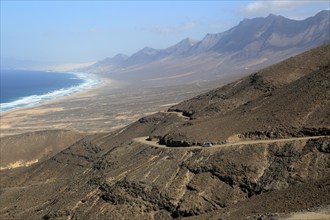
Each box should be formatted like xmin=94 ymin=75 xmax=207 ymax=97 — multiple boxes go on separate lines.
xmin=0 ymin=119 xmax=329 ymax=219
xmin=164 ymin=44 xmax=330 ymax=146
xmin=0 ymin=45 xmax=329 ymax=219
xmin=0 ymin=130 xmax=85 ymax=170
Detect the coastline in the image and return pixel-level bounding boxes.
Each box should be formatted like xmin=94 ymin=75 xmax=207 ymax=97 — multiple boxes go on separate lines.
xmin=0 ymin=72 xmax=207 ymax=138
xmin=0 ymin=72 xmax=114 ymax=137
xmin=0 ymin=71 xmax=102 ymax=112
xmin=0 ymin=72 xmax=112 ymax=114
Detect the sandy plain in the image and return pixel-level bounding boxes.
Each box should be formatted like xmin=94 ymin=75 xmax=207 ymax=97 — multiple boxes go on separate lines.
xmin=0 ymin=74 xmax=221 ymax=137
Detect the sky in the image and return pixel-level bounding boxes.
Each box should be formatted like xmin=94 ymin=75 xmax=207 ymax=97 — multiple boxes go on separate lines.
xmin=1 ymin=0 xmax=329 ymax=64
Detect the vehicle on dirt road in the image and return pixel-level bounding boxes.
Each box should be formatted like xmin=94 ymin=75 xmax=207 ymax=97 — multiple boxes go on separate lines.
xmin=202 ymin=142 xmax=213 ymax=147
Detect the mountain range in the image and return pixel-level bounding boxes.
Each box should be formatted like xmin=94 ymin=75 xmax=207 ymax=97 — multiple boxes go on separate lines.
xmin=84 ymin=10 xmax=330 ymax=86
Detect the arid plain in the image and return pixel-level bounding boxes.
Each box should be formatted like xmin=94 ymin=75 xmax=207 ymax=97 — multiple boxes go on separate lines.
xmin=0 ymin=74 xmax=232 ymax=137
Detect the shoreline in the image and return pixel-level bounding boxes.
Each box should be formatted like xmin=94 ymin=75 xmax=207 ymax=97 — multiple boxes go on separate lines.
xmin=0 ymin=72 xmax=115 ymax=137
xmin=0 ymin=72 xmax=208 ymax=138
xmin=0 ymin=71 xmax=105 ymax=113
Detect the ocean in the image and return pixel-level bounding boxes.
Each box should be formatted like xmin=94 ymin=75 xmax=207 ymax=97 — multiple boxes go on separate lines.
xmin=0 ymin=70 xmax=100 ymax=112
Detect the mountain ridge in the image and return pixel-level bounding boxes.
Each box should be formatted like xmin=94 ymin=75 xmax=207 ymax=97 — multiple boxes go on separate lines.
xmin=84 ymin=10 xmax=330 ymax=83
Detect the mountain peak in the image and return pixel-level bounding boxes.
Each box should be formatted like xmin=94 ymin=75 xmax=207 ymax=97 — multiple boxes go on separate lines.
xmin=316 ymin=9 xmax=330 ymax=15
xmin=141 ymin=46 xmax=157 ymax=52
xmin=170 ymin=37 xmax=198 ymax=48
xmin=314 ymin=9 xmax=330 ymax=19
xmin=136 ymin=47 xmax=160 ymax=56
xmin=266 ymin=13 xmax=279 ymax=18
xmin=113 ymin=53 xmax=128 ymax=60
xmin=265 ymin=13 xmax=286 ymax=21
xmin=239 ymin=13 xmax=285 ymax=25
xmin=180 ymin=37 xmax=197 ymax=46
xmin=163 ymin=37 xmax=197 ymax=56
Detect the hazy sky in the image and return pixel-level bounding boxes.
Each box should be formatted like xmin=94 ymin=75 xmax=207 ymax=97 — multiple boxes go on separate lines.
xmin=1 ymin=1 xmax=329 ymax=63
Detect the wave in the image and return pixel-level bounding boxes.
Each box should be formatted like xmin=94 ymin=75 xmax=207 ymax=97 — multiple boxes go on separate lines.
xmin=0 ymin=72 xmax=100 ymax=112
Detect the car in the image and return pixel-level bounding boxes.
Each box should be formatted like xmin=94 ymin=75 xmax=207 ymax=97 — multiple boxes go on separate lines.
xmin=202 ymin=142 xmax=213 ymax=147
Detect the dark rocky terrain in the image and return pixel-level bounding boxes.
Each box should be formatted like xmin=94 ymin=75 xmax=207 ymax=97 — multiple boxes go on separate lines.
xmin=0 ymin=44 xmax=329 ymax=219
xmin=164 ymin=44 xmax=330 ymax=146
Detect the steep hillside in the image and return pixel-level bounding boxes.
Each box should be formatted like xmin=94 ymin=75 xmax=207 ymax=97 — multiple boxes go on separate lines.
xmin=0 ymin=45 xmax=329 ymax=219
xmin=163 ymin=44 xmax=330 ymax=145
xmin=0 ymin=130 xmax=85 ymax=170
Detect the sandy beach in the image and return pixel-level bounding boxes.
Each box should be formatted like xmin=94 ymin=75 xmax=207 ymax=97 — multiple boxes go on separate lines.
xmin=0 ymin=73 xmax=212 ymax=137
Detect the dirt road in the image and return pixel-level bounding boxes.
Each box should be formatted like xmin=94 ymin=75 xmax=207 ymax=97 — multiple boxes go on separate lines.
xmin=133 ymin=136 xmax=327 ymax=150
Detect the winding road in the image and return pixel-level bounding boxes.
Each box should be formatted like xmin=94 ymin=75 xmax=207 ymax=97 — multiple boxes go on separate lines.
xmin=133 ymin=136 xmax=327 ymax=150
